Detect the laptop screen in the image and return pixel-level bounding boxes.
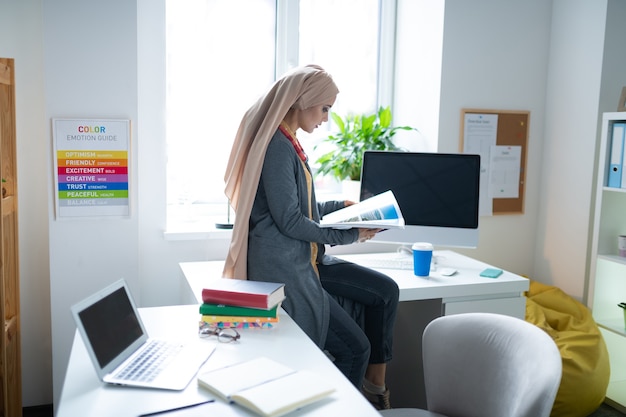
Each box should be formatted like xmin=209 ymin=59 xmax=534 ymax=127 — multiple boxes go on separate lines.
xmin=77 ymin=285 xmax=144 ymax=368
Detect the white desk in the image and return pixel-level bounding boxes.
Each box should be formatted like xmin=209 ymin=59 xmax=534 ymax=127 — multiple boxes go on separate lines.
xmin=180 ymin=250 xmax=529 ymax=408
xmin=337 ymin=250 xmax=528 ymax=316
xmin=181 ymin=250 xmax=528 ymax=318
xmin=57 ymin=304 xmax=380 ymax=417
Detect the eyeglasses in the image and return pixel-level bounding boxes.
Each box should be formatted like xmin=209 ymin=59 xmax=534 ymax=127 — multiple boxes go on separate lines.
xmin=198 ymin=322 xmax=241 ymax=343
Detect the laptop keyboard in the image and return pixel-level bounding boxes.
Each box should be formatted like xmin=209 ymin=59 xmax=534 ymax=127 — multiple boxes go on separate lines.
xmin=114 ymin=340 xmax=182 ymax=382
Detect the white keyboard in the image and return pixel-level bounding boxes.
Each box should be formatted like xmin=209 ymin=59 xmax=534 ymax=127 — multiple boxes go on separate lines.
xmin=115 ymin=340 xmax=181 ymax=383
xmin=357 ymin=256 xmax=414 ymax=270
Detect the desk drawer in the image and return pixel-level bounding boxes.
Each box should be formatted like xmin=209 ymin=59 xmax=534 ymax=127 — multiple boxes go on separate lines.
xmin=443 ymin=296 xmax=526 ymax=319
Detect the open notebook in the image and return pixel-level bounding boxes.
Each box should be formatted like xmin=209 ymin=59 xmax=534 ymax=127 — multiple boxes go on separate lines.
xmin=71 ymin=278 xmax=214 ymax=390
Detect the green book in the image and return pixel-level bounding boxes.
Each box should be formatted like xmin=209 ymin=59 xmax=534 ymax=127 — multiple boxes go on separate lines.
xmin=199 ymin=302 xmax=279 ymax=318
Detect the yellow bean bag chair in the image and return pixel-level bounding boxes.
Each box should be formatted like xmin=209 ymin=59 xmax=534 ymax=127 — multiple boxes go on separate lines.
xmin=525 ymin=280 xmax=610 ymax=417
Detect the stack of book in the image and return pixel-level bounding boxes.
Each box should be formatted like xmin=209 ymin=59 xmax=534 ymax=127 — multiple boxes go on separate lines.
xmin=200 ymin=278 xmax=286 ymax=329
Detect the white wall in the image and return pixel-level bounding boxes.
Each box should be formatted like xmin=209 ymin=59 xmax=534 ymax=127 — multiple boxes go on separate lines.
xmin=438 ymin=0 xmax=553 ymax=278
xmin=42 ymin=0 xmax=140 ymax=411
xmin=536 ymin=0 xmax=609 ymax=298
xmin=2 ymin=0 xmax=625 ymax=410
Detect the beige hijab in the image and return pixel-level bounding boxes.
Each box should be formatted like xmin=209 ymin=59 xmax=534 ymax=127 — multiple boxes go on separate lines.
xmin=222 ymin=65 xmax=339 ymax=279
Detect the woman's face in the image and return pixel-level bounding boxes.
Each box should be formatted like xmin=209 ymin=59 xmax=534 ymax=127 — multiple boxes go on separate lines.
xmin=298 ymin=96 xmax=337 ymax=133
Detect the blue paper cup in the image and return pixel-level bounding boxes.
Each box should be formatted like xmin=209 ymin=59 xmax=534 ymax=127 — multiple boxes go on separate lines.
xmin=412 ymin=242 xmax=433 ymax=277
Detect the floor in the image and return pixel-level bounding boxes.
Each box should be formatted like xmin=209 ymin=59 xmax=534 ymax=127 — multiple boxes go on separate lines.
xmin=23 ymin=405 xmax=52 ymax=417
xmin=21 ymin=402 xmax=626 ymax=417
xmin=590 ymin=403 xmax=626 ymax=417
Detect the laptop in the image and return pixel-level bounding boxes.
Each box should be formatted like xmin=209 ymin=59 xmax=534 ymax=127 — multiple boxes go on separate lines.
xmin=71 ymin=279 xmax=214 ymax=390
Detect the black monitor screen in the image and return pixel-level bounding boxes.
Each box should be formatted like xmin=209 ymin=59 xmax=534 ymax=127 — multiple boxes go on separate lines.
xmin=360 ymin=151 xmax=480 ymax=229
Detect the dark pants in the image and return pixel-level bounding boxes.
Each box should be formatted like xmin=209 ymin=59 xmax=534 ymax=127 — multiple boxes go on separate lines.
xmin=318 ymin=261 xmax=399 ymax=387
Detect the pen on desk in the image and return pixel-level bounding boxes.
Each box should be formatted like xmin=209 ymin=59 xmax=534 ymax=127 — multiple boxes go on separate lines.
xmin=138 ymin=399 xmax=214 ymax=416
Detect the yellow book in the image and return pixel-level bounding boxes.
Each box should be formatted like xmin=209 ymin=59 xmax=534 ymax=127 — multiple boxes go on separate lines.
xmin=201 ymin=315 xmax=279 ymax=324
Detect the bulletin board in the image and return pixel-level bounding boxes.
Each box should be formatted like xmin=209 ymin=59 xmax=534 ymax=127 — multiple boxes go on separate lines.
xmin=459 ymin=109 xmax=529 ymax=215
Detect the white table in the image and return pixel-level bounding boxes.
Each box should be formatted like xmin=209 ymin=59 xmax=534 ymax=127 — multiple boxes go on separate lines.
xmin=180 ymin=250 xmax=529 ymax=408
xmin=56 ymin=304 xmax=380 ymax=417
xmin=337 ymin=250 xmax=528 ymax=316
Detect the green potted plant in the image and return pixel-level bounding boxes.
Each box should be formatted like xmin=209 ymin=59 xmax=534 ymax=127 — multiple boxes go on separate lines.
xmin=314 ymin=106 xmax=418 ymax=182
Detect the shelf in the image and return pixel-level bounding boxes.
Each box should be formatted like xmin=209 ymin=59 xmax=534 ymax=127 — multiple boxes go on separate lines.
xmin=0 ymin=56 xmax=21 ymax=416
xmin=598 ymin=254 xmax=626 ymax=265
xmin=589 ymin=114 xmax=626 ymax=411
xmin=603 ymin=186 xmax=626 ymax=194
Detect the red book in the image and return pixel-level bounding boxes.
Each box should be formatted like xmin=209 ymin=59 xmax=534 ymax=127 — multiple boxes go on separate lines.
xmin=201 ymin=278 xmax=286 ymax=310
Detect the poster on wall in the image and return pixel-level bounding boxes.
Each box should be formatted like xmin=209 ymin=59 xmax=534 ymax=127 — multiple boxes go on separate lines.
xmin=53 ymin=119 xmax=131 ymax=218
xmin=462 ymin=113 xmax=498 ymax=216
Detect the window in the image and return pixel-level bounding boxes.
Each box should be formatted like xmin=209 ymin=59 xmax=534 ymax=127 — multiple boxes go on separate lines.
xmin=165 ymin=0 xmax=276 ymax=229
xmin=166 ymin=0 xmax=394 ymax=231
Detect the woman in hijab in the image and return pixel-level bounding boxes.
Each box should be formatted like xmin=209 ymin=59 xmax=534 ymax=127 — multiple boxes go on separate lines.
xmin=223 ymin=64 xmax=399 ymax=410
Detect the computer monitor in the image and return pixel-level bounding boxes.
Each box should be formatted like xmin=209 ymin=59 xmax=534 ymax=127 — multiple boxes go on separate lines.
xmin=359 ymin=151 xmax=480 ymax=248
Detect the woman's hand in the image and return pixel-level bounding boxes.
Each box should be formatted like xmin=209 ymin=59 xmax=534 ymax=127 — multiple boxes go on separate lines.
xmin=343 ymin=201 xmax=380 ymax=242
xmin=358 ymin=228 xmax=382 ymax=243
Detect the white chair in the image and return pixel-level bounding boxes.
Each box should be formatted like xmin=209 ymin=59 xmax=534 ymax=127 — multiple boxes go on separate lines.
xmin=381 ymin=312 xmax=562 ymax=417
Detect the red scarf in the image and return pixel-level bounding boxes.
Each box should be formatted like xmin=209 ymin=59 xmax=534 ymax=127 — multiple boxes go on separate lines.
xmin=279 ymin=122 xmax=308 ymax=162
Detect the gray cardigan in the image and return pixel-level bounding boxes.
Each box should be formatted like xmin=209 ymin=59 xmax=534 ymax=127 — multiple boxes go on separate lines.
xmin=247 ymin=130 xmax=359 ymax=347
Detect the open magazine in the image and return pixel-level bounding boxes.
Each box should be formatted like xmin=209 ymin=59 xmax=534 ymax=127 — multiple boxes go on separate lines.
xmin=320 ymin=190 xmax=405 ymax=229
